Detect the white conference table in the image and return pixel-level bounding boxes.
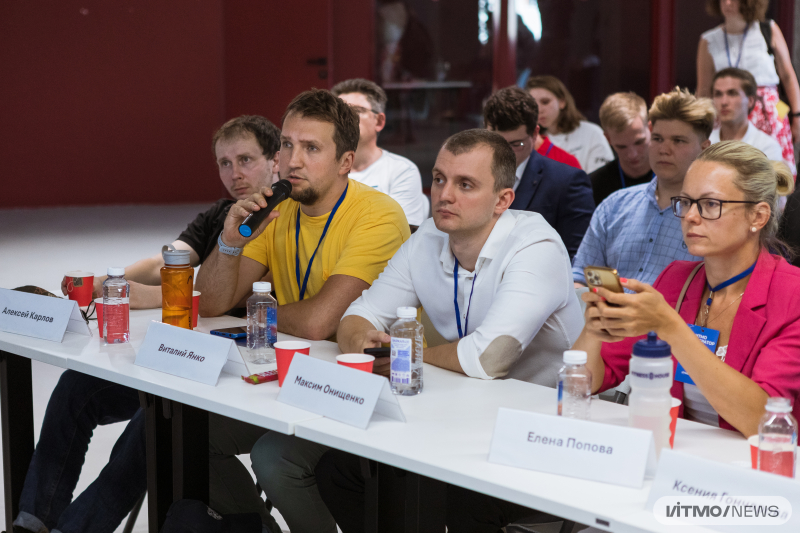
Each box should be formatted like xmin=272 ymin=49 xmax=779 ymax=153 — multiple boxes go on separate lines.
xmin=0 ymin=308 xmax=757 ymax=533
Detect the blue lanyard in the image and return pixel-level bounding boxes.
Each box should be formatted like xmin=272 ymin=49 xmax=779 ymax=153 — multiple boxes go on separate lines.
xmin=453 ymin=258 xmax=478 ymax=339
xmin=544 ymin=141 xmax=554 ymax=157
xmin=724 ymin=25 xmax=749 ymax=68
xmin=617 ymin=161 xmax=654 ymax=189
xmin=295 ymin=184 xmax=348 ymax=300
xmin=705 ymin=261 xmax=756 ymax=307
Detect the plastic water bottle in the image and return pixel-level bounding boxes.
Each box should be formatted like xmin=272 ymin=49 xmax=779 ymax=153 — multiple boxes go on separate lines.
xmin=247 ymin=282 xmax=277 ymax=364
xmin=103 ymin=267 xmax=130 ymax=344
xmin=557 ymin=350 xmax=592 ymax=419
xmin=758 ymin=397 xmax=797 ymax=478
xmin=390 ymin=306 xmax=423 ymax=395
xmin=628 ymin=332 xmax=673 ymax=456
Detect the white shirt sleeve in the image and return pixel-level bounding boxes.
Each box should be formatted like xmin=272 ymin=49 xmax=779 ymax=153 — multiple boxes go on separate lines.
xmin=457 ymin=239 xmax=572 ymax=379
xmin=585 ymin=126 xmax=614 ymax=174
xmin=342 ymin=236 xmax=421 ymax=332
xmin=387 ymin=159 xmax=427 ymax=226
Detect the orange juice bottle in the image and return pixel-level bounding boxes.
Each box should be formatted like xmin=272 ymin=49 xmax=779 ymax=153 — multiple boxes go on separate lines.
xmin=161 ymin=245 xmax=193 ymax=329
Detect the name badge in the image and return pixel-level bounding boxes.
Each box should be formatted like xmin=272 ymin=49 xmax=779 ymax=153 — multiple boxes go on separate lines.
xmin=488 ymin=408 xmax=656 ymax=488
xmin=135 ymin=321 xmax=246 ymax=386
xmin=675 ymin=325 xmax=720 ymax=386
xmin=647 ymin=449 xmax=800 ymax=530
xmin=277 ymin=355 xmax=405 ymax=429
xmin=0 ymin=288 xmax=91 ymax=342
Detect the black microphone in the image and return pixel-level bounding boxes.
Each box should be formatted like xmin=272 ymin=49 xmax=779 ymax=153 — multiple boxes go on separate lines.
xmin=238 ymin=179 xmax=292 ymax=237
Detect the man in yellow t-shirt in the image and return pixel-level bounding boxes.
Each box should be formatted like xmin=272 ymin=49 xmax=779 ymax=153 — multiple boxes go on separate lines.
xmin=194 ymin=89 xmax=409 ymax=532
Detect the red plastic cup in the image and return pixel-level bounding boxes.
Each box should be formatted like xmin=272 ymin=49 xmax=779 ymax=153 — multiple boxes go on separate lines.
xmin=65 ymin=271 xmax=94 ymax=306
xmin=275 ymin=341 xmax=311 ymax=386
xmin=336 ymin=354 xmax=375 ymax=373
xmin=749 ymin=435 xmax=759 ymax=469
xmin=669 ymin=398 xmax=681 ymax=449
xmin=192 ymin=291 xmax=201 ymax=328
xmin=94 ymin=298 xmax=104 ymax=338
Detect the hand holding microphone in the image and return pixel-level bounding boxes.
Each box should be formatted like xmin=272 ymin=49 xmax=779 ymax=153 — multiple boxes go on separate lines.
xmin=222 ymin=180 xmax=292 ymax=247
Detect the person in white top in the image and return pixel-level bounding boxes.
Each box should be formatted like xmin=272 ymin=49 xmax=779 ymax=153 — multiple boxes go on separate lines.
xmin=696 ymin=0 xmax=799 ymax=166
xmin=525 ymin=74 xmax=613 ymax=173
xmin=338 ymin=128 xmax=583 ymax=385
xmin=709 ymin=67 xmax=795 ymax=173
xmin=331 ymin=78 xmax=428 ymax=227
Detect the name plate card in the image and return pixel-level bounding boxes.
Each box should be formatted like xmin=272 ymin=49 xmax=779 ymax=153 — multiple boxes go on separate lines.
xmin=646 ymin=449 xmax=800 ymax=531
xmin=0 ymin=288 xmax=91 ymax=342
xmin=135 ymin=321 xmax=247 ymax=386
xmin=488 ymin=407 xmax=656 ymax=489
xmin=277 ymin=355 xmax=405 ymax=429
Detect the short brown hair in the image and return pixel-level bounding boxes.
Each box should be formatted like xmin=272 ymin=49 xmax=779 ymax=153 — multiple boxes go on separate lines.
xmin=706 ymin=0 xmax=768 ymax=23
xmin=283 ymin=89 xmax=360 ymax=160
xmin=649 ymin=87 xmax=716 ymax=140
xmin=331 ymin=78 xmax=388 ymax=114
xmin=441 ymin=129 xmax=516 ymax=192
xmin=483 ymin=86 xmax=539 ymax=135
xmin=712 ymin=67 xmax=758 ymax=99
xmin=524 ymin=75 xmax=585 ymax=133
xmin=211 ymin=115 xmax=281 ymax=158
xmin=599 ymin=92 xmax=648 ymax=133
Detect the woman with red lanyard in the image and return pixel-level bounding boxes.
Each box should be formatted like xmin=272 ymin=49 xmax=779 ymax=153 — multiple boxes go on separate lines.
xmin=574 ymin=141 xmax=800 ymax=437
xmin=697 ymin=0 xmax=800 ymax=175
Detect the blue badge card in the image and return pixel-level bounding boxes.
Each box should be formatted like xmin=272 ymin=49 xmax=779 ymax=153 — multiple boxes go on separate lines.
xmin=675 ymin=325 xmax=720 ymax=386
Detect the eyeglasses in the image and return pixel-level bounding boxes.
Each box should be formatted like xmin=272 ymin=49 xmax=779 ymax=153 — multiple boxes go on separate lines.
xmin=670 ymin=196 xmax=757 ymax=220
xmin=349 ymin=105 xmax=380 ymax=116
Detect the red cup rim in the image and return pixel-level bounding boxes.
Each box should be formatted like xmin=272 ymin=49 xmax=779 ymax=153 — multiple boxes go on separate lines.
xmin=336 ymin=354 xmax=375 ymax=364
xmin=274 ymin=341 xmax=311 ymax=350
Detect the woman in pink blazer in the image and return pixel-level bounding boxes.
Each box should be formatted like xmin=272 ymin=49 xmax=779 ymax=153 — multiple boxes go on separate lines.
xmin=574 ymin=140 xmax=799 ymax=436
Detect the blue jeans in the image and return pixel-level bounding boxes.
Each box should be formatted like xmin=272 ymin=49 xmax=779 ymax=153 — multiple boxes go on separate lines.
xmin=14 ymin=370 xmax=146 ymax=533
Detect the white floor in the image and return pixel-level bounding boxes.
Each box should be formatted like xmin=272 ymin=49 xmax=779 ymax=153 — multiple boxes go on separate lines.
xmin=0 ymin=204 xmax=291 ymax=532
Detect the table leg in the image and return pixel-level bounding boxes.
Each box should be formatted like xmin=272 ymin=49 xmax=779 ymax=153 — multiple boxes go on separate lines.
xmin=140 ymin=393 xmax=173 ymax=532
xmin=362 ymin=459 xmax=446 ymax=533
xmin=0 ymin=351 xmax=34 ymax=532
xmin=171 ymin=402 xmax=208 ymax=504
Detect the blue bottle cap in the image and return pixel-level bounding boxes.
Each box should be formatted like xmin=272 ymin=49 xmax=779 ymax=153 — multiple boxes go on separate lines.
xmin=632 ymin=331 xmax=671 ymax=358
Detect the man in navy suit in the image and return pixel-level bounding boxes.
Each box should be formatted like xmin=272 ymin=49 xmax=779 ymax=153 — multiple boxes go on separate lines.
xmin=484 ymin=86 xmax=595 ymax=258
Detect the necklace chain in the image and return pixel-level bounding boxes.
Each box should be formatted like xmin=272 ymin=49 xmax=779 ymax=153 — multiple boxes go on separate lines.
xmin=702 ymin=292 xmax=744 ymax=327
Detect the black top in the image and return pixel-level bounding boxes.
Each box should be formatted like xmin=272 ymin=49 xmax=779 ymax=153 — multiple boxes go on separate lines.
xmin=177 ymin=199 xmax=235 ymax=264
xmin=779 ymin=189 xmax=800 ymax=268
xmin=590 ymin=159 xmax=654 ymax=206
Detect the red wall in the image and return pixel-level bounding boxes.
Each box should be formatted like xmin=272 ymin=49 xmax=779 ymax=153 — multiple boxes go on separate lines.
xmin=0 ymin=1 xmax=229 ymax=208
xmin=0 ymin=0 xmax=377 ymax=209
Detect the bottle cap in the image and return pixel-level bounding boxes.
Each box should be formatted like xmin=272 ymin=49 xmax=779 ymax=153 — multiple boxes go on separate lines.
xmin=162 ymin=244 xmax=191 ymax=266
xmin=632 ymin=331 xmax=671 ymax=358
xmin=766 ymin=397 xmax=793 ymax=413
xmin=396 ymin=306 xmax=417 ymax=319
xmin=253 ymin=282 xmax=271 ymax=292
xmin=107 ymin=267 xmax=125 ymax=276
xmin=563 ymin=350 xmax=587 ymax=364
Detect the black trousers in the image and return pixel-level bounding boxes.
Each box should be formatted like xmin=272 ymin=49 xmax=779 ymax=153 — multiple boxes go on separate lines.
xmin=315 ymin=448 xmax=556 ymax=533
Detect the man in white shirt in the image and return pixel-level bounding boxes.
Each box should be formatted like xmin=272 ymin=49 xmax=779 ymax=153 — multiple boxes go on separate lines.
xmin=332 ymin=78 xmax=428 ymax=227
xmin=317 ymin=128 xmax=584 ymax=533
xmin=710 ymin=68 xmax=794 ymax=173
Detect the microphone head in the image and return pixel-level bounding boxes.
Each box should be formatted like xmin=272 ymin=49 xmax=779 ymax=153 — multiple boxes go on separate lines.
xmin=273 ymin=179 xmax=292 ymax=195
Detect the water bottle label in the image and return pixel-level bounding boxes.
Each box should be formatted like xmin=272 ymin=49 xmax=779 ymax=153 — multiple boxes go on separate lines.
xmin=266 ymin=307 xmax=277 ymax=345
xmin=557 ymin=380 xmax=564 ymax=416
xmin=390 ymin=337 xmax=412 ymax=385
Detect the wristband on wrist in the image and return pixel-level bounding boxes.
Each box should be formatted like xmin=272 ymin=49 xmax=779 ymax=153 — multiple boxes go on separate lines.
xmin=217 ymin=233 xmax=243 ymax=256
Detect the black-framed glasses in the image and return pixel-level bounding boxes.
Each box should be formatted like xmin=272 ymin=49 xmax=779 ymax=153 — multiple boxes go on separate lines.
xmin=671 ymin=196 xmax=757 ymax=220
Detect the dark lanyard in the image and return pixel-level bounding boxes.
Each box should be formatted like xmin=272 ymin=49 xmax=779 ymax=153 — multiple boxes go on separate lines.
xmin=617 ymin=161 xmax=654 ymax=190
xmin=453 ymin=258 xmax=478 ymax=339
xmin=295 ymin=184 xmax=348 ymax=300
xmin=705 ymin=261 xmax=756 ymax=307
xmin=544 ymin=141 xmax=554 ymax=157
xmin=724 ymin=25 xmax=749 ymax=68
